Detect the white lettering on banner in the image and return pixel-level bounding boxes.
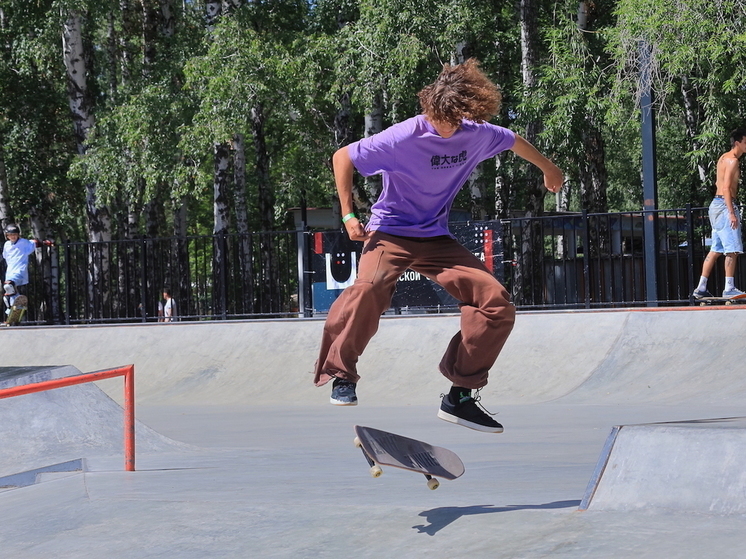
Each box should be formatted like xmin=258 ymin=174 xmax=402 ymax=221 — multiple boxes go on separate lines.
xmin=398 ymin=270 xmax=422 ymax=282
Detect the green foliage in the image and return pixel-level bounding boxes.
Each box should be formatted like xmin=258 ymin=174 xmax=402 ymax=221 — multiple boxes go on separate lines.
xmin=608 ymin=0 xmax=746 ymax=206
xmin=1 ymin=0 xmax=746 ymax=240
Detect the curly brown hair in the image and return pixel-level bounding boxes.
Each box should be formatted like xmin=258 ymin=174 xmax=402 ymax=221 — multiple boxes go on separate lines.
xmin=417 ymin=58 xmax=502 ymax=128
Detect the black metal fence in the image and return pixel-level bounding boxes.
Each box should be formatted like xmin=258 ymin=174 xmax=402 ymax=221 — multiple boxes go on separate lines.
xmin=503 ymin=205 xmax=721 ymax=309
xmin=8 ymin=232 xmax=301 ymax=324
xmin=2 ymin=206 xmax=734 ymax=324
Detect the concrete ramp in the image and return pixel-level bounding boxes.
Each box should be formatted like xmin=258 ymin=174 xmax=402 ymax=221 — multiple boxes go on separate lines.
xmin=558 ymin=309 xmax=746 ymax=405
xmin=0 ymin=365 xmax=187 ymax=476
xmin=0 ymin=308 xmax=745 ymax=407
xmin=580 ymin=417 xmax=746 ymax=514
xmin=0 ymin=312 xmax=625 ymax=406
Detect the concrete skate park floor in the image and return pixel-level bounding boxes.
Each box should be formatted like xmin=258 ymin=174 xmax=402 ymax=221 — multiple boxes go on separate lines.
xmin=1 ymin=308 xmax=746 ymax=558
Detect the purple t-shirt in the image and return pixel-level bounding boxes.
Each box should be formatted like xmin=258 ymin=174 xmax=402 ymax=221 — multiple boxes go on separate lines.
xmin=348 ymin=114 xmax=516 ymax=237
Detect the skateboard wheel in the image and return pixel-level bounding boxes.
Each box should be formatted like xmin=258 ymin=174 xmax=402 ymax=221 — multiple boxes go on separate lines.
xmin=353 ymin=437 xmax=362 ymax=448
xmin=370 ymin=465 xmax=383 ymax=478
xmin=427 ymin=478 xmax=439 ymax=490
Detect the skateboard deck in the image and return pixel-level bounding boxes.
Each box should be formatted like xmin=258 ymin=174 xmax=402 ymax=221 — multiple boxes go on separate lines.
xmin=5 ymin=295 xmax=27 ymax=326
xmin=353 ymin=425 xmax=464 ymax=490
xmin=697 ymin=293 xmax=746 ymax=306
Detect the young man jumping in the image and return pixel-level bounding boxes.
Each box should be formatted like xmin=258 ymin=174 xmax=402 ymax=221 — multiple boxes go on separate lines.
xmin=312 ymin=59 xmax=563 ymax=433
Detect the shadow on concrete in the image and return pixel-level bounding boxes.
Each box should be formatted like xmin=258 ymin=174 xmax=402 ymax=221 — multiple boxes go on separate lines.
xmin=413 ymin=500 xmax=581 ymax=535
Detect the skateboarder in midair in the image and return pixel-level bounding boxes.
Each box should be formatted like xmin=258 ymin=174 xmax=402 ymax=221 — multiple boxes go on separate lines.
xmin=1 ymin=224 xmax=53 ymax=319
xmin=312 ymin=59 xmax=564 ymax=433
xmin=693 ymin=128 xmax=746 ymax=300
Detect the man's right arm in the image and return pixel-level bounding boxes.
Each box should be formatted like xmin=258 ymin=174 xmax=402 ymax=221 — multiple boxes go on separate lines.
xmin=333 ymin=146 xmax=370 ymax=241
xmin=509 ymin=135 xmax=564 ymax=193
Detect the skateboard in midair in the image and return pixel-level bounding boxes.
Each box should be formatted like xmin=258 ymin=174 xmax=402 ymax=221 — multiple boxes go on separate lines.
xmin=696 ymin=293 xmax=746 ymax=306
xmin=353 ymin=425 xmax=465 ymax=490
xmin=5 ymin=295 xmax=27 ymax=326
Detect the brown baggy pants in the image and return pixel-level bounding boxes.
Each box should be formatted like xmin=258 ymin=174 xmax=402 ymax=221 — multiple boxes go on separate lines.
xmin=312 ymin=231 xmax=515 ymax=389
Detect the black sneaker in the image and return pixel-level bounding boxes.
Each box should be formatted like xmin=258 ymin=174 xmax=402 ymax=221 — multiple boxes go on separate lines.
xmin=330 ymin=378 xmax=358 ymax=406
xmin=437 ymin=390 xmax=503 ymax=433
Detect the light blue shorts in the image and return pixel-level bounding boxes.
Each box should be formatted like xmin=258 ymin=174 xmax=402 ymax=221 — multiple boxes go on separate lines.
xmin=709 ymin=197 xmax=743 ymax=254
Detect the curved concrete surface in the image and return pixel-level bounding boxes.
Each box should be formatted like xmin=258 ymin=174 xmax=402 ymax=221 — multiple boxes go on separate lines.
xmin=0 ymin=307 xmax=743 ymax=406
xmin=1 ymin=308 xmax=746 ymax=558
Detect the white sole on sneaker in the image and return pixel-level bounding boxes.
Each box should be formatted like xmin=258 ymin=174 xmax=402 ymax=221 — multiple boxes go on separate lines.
xmin=437 ymin=409 xmax=503 ymax=433
xmin=330 ymin=398 xmax=357 ymax=406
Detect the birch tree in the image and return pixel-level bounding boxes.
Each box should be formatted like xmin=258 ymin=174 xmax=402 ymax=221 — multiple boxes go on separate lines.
xmin=63 ymin=10 xmax=110 ymax=243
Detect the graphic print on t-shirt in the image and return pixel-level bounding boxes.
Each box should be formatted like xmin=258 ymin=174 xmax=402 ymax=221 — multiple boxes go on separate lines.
xmin=430 ymin=150 xmax=467 ymax=169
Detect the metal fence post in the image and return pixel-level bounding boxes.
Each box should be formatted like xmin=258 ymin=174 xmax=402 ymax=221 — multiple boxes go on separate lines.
xmin=64 ymin=242 xmax=72 ymax=325
xmin=582 ymin=210 xmax=591 ymax=309
xmin=640 ymin=41 xmax=659 ymax=307
xmin=685 ymin=204 xmax=695 ymax=303
xmin=296 ymin=229 xmax=314 ymax=318
xmin=221 ymin=232 xmax=228 ymax=319
xmin=140 ymin=239 xmax=148 ymax=322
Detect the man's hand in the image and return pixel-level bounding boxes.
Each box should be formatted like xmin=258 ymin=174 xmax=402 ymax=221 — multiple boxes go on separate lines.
xmin=344 ymin=217 xmax=371 ymax=242
xmin=543 ymin=164 xmax=564 ymax=194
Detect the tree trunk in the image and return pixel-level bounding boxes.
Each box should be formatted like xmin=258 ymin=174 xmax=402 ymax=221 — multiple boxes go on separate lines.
xmin=579 ymin=116 xmax=608 ymax=213
xmin=333 ymin=92 xmax=357 ymax=222
xmin=159 ymin=0 xmax=175 ymax=38
xmin=362 ymin=93 xmax=383 ymax=212
xmin=514 ymin=0 xmax=546 ymax=306
xmin=213 ymin=141 xmax=231 ymax=318
xmin=250 ymin=103 xmax=276 ymax=313
xmin=232 ymin=134 xmax=250 ymax=235
xmin=681 ymin=75 xmax=709 ymax=203
xmin=494 ymin=156 xmax=509 ymax=218
xmin=145 ymin=183 xmax=166 ymax=238
xmin=141 ymin=0 xmax=159 ymax=72
xmin=63 ymin=10 xmax=112 ymax=320
xmin=0 ymin=148 xmax=13 ymax=228
xmin=232 ymin=133 xmax=254 ymax=314
xmin=171 ymin=195 xmax=189 ymax=318
xmin=29 ymin=208 xmax=59 ymax=324
xmin=579 ymin=115 xmax=609 ymax=258
xmin=64 ymin=11 xmax=109 ymax=241
xmin=106 ymin=12 xmax=119 ymax=99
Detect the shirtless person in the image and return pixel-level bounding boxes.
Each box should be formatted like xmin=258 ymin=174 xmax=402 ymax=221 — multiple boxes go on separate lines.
xmin=693 ymin=128 xmax=746 ymax=299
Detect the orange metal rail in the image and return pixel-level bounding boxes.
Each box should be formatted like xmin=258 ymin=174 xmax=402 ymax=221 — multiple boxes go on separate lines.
xmin=0 ymin=365 xmax=136 ymax=471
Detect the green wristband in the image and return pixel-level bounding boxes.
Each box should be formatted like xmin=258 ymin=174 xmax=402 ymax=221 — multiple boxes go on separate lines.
xmin=342 ymin=213 xmax=356 ymax=224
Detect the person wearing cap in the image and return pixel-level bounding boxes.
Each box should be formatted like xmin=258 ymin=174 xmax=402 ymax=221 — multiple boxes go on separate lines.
xmin=1 ymin=224 xmax=53 ymax=317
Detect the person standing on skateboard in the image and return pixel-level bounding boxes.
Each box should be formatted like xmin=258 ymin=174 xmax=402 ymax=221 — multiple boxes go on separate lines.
xmin=312 ymin=59 xmax=563 ymax=433
xmin=693 ymin=128 xmax=746 ymax=300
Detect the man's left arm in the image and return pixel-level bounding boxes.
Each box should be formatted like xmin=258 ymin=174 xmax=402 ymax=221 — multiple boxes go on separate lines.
xmin=509 ymin=134 xmax=564 ymax=193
